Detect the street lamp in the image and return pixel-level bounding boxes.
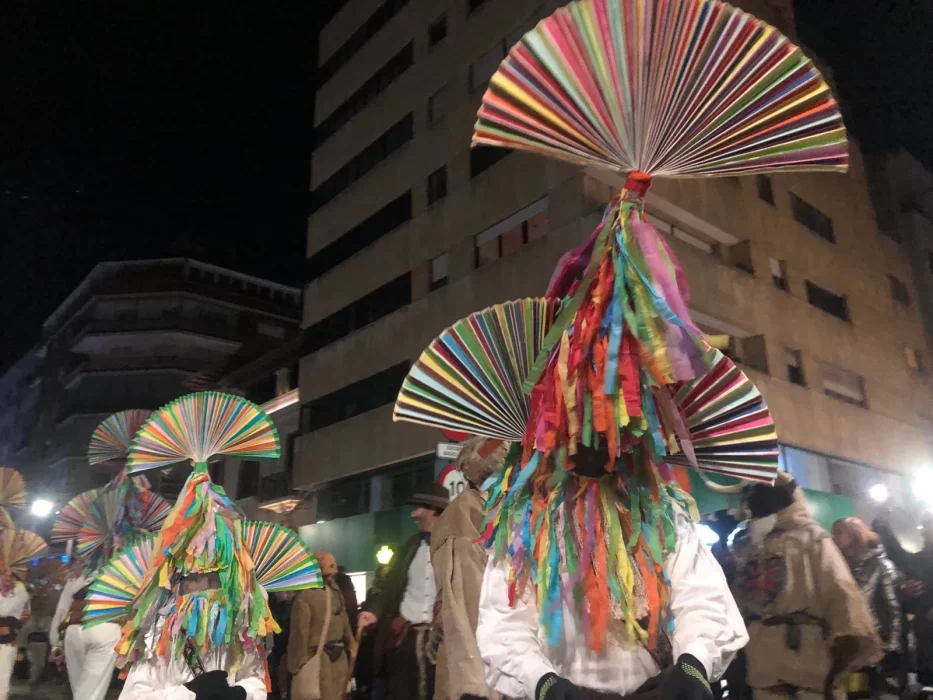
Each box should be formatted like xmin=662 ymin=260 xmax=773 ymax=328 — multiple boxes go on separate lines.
xmin=31 ymin=499 xmax=54 ymax=518
xmin=868 ymin=483 xmax=888 ymax=504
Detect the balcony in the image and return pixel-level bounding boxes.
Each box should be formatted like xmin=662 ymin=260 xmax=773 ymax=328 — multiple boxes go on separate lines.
xmin=64 ymin=355 xmax=216 ymax=389
xmin=70 ymin=313 xmax=243 ymax=355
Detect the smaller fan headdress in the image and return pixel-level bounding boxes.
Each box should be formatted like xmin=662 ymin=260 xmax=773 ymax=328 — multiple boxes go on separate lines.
xmin=0 ymin=528 xmax=48 ymax=582
xmin=0 ymin=467 xmax=27 ymax=530
xmin=105 ymin=391 xmax=319 ymax=671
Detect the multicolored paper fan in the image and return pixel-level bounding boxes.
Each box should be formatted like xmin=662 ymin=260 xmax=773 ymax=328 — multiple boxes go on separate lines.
xmin=473 ymin=0 xmax=847 ymax=177
xmin=663 ymin=346 xmax=778 ymax=482
xmin=50 ymin=488 xmax=100 ymax=544
xmin=84 ymin=533 xmax=160 ymax=626
xmin=238 ymin=521 xmax=322 ymax=592
xmin=0 ymin=529 xmax=48 ymax=580
xmin=136 ymin=490 xmax=172 ymax=532
xmin=88 ymin=410 xmax=153 ymax=465
xmin=394 ymin=299 xmax=560 ymax=441
xmin=126 ymin=392 xmax=281 ymax=473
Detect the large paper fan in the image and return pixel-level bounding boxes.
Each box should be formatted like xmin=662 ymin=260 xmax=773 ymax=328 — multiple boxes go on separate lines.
xmin=126 ymin=392 xmax=281 ymax=474
xmin=238 ymin=521 xmax=323 ymax=592
xmin=664 ymin=345 xmax=778 ymax=483
xmin=394 ymin=298 xmax=560 ymax=440
xmin=0 ymin=529 xmax=48 ymax=580
xmin=84 ymin=532 xmax=160 ymax=626
xmin=88 ymin=410 xmax=153 ymax=465
xmin=473 ymin=0 xmax=847 ymax=177
xmin=51 ymin=489 xmax=99 ymax=544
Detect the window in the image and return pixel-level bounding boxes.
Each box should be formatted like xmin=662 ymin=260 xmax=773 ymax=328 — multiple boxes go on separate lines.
xmin=469 ymin=43 xmax=506 ymax=92
xmin=905 ymin=347 xmax=923 ymax=372
xmin=258 ymin=322 xmax=285 ymax=339
xmin=430 ymin=253 xmax=449 ymax=291
xmin=429 ymin=15 xmax=447 ymax=47
xmin=237 ymin=461 xmax=261 ymax=499
xmin=209 ymin=460 xmax=226 ymax=485
xmin=305 ymin=191 xmax=412 ymax=283
xmin=428 ymin=85 xmax=452 ymax=124
xmin=770 ymin=258 xmax=788 ymax=291
xmin=790 ymin=193 xmax=835 ymax=243
xmin=310 ymin=114 xmax=414 ymax=213
xmin=756 ymin=175 xmax=774 ymax=205
xmin=805 ymin=280 xmax=850 ymax=322
xmin=302 ymin=273 xmax=412 ymax=354
xmin=785 ymin=349 xmax=805 ymax=386
xmin=888 ymin=274 xmax=910 ymax=307
xmin=427 ymin=166 xmax=448 ymax=205
xmin=474 ymin=199 xmax=548 ymax=268
xmin=301 ymin=362 xmax=411 ymax=432
xmin=729 ymin=241 xmax=755 ymax=274
xmin=314 ymin=44 xmax=414 ymax=150
xmin=820 ymin=364 xmax=867 ymax=408
xmin=928 ymin=251 xmax=933 ymax=274
xmin=470 ymin=146 xmax=510 ymax=178
xmin=317 ymin=0 xmax=412 ymax=86
xmin=468 ymin=0 xmax=490 ymax=14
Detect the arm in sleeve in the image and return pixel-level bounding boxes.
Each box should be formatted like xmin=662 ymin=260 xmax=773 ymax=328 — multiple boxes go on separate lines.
xmin=0 ymin=584 xmax=30 ymax=619
xmin=878 ymin=559 xmax=903 ymax=651
xmin=813 ymin=537 xmax=882 ymax=669
xmin=476 ymin=558 xmax=555 ymax=699
xmin=286 ymin=595 xmax=312 ymax=674
xmin=50 ymin=577 xmax=81 ymax=649
xmin=873 ymin=521 xmax=914 ymax=578
xmin=666 ymin=508 xmax=749 ymax=681
xmin=233 ymin=648 xmax=270 ymax=700
xmin=119 ymin=659 xmax=196 ymax=700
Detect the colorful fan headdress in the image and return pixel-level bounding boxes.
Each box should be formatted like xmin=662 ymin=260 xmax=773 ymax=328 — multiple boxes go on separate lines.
xmin=0 ymin=467 xmax=27 ymax=530
xmin=0 ymin=528 xmax=48 ymax=582
xmin=108 ymin=392 xmax=318 ymax=671
xmin=395 ymin=0 xmax=843 ymax=655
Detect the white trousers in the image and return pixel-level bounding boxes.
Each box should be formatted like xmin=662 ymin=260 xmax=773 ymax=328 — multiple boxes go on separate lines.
xmin=0 ymin=644 xmax=16 ymax=700
xmin=64 ymin=622 xmax=121 ymax=700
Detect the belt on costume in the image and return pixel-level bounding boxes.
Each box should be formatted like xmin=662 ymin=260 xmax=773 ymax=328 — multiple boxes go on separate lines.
xmin=747 ymin=612 xmax=827 ymax=630
xmin=556 ymin=668 xmax=672 ymax=700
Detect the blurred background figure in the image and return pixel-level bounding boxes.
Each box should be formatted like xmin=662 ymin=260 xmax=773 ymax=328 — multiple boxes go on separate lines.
xmin=355 ymin=564 xmax=391 ymax=700
xmin=335 ymin=566 xmax=359 ymax=637
xmin=270 ymin=590 xmax=296 ymax=700
xmin=873 ymin=511 xmax=933 ymax=687
xmin=832 ymin=518 xmax=906 ymax=699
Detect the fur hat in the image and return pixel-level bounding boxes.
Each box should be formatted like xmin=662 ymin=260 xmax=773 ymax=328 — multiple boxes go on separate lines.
xmin=457 ymin=438 xmax=508 ymax=488
xmin=315 ymin=551 xmax=338 ymax=577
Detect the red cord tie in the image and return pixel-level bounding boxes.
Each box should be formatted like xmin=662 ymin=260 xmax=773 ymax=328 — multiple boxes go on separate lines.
xmin=623 ymin=171 xmax=652 ymax=198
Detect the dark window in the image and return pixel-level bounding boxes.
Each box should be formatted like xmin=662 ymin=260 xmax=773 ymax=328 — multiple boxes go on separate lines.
xmin=770 ymin=258 xmax=788 ymax=292
xmin=429 ymin=15 xmax=447 ymax=47
xmin=427 ymin=166 xmax=448 ymax=205
xmin=237 ymin=461 xmax=261 ymax=499
xmin=888 ymin=274 xmax=910 ymax=307
xmin=790 ymin=193 xmax=835 ymax=243
xmin=806 ymin=280 xmax=850 ymax=322
xmin=430 ymin=253 xmax=449 ymax=291
xmin=928 ymin=251 xmax=933 ymax=274
xmin=785 ymin=349 xmax=805 ymax=387
xmin=302 ymin=362 xmax=410 ymax=432
xmin=756 ymin=175 xmax=774 ymax=205
xmin=314 ymin=44 xmax=414 ymax=150
xmin=470 ymin=146 xmax=510 ymax=178
xmin=259 ymin=472 xmax=289 ymax=502
xmin=310 ymin=114 xmax=413 ymax=213
xmin=208 ymin=460 xmax=226 ymax=485
xmin=474 ymin=205 xmax=548 ymax=268
xmin=302 ymin=273 xmax=412 ymax=354
xmin=468 ymin=0 xmax=490 ymax=13
xmin=317 ymin=0 xmax=412 ymax=86
xmin=305 ymin=191 xmax=412 ymax=283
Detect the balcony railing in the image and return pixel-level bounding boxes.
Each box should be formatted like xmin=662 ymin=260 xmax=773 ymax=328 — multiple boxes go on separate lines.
xmin=71 ymin=312 xmax=241 ymax=346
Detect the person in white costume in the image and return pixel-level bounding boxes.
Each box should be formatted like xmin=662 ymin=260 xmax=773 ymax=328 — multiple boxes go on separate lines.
xmin=477 ymin=505 xmax=748 ymax=700
xmin=0 ymin=577 xmax=29 ymax=700
xmin=50 ymin=570 xmax=121 ymax=700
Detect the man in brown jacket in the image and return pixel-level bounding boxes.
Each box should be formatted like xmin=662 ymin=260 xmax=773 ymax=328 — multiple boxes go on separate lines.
xmin=430 ymin=438 xmax=507 ymax=700
xmin=288 ymin=552 xmax=356 ymax=700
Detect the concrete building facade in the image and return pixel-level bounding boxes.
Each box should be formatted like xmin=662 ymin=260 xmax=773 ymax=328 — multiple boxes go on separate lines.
xmin=297 ymin=0 xmax=933 ymax=532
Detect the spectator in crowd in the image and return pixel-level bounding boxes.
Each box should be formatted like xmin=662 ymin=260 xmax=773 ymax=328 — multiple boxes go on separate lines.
xmin=832 ymin=517 xmax=906 ymax=698
xmin=336 ymin=567 xmax=359 ymax=636
xmin=269 ymin=591 xmax=296 ymax=700
xmin=358 ymin=484 xmax=449 ymax=700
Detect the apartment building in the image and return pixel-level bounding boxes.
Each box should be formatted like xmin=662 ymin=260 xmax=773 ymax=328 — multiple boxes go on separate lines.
xmin=297 ymin=0 xmax=933 ymax=545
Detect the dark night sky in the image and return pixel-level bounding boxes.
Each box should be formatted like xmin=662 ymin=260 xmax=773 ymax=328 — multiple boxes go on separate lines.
xmin=0 ymin=0 xmax=931 ymax=369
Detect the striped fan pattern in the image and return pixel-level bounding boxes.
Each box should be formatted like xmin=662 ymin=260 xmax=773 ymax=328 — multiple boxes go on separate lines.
xmin=664 ymin=346 xmax=778 ymax=482
xmin=473 ymin=0 xmax=846 ymax=177
xmin=88 ymin=410 xmax=153 ymax=465
xmin=394 ymin=299 xmax=560 ymax=441
xmin=238 ymin=521 xmax=323 ymax=592
xmin=0 ymin=529 xmax=48 ymax=580
xmin=126 ymin=392 xmax=281 ymax=473
xmin=51 ymin=489 xmax=100 ymax=544
xmin=84 ymin=533 xmax=160 ymax=626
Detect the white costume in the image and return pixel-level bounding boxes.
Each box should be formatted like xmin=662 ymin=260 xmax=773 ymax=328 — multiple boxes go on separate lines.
xmin=0 ymin=582 xmax=29 ymax=700
xmin=51 ymin=575 xmax=120 ymax=700
xmin=477 ymin=508 xmax=748 ymax=699
xmin=119 ymin=629 xmax=266 ymax=700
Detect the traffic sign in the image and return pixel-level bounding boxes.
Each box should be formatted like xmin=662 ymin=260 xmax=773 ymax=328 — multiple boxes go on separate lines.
xmin=436 ymin=442 xmax=462 ymax=460
xmin=438 ymin=464 xmax=468 ymax=501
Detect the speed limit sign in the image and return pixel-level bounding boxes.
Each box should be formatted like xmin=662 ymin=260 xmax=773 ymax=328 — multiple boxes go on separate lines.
xmin=438 ymin=464 xmax=467 ymax=501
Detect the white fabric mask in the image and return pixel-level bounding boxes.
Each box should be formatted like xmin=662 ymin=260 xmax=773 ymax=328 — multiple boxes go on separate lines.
xmin=748 ymin=515 xmax=777 ymax=545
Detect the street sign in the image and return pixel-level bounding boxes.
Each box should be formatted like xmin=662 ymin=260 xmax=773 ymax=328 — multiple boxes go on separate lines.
xmin=436 ymin=442 xmax=462 ymax=460
xmin=438 ymin=464 xmax=468 ymax=502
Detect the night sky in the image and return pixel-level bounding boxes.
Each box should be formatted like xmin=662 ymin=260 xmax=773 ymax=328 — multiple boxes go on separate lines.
xmin=0 ymin=0 xmax=931 ymax=370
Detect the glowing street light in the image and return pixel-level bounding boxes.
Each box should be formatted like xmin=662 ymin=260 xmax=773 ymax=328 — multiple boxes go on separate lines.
xmin=376 ymin=545 xmax=394 ymax=565
xmin=31 ymin=500 xmax=54 ymax=518
xmin=868 ymin=484 xmax=889 ymax=504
